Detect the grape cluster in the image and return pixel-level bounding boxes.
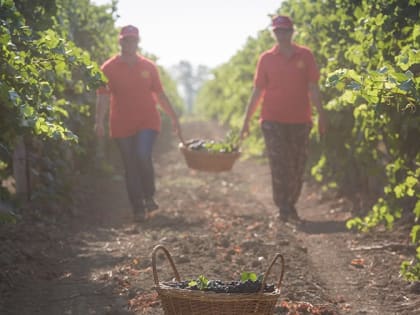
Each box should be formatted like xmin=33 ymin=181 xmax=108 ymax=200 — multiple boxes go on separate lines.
xmin=185 ymin=139 xmax=208 ymax=151
xmin=164 ymin=279 xmax=276 ymax=294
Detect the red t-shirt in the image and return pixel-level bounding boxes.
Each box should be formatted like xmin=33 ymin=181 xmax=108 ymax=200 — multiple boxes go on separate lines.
xmin=254 ymin=44 xmax=320 ymax=124
xmin=97 ymin=54 xmax=164 ymax=138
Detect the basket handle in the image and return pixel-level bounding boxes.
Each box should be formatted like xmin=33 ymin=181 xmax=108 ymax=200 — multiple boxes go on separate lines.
xmin=177 ymin=129 xmax=186 ymax=147
xmin=152 ymin=245 xmax=181 ymax=287
xmin=259 ymin=253 xmax=285 ymax=293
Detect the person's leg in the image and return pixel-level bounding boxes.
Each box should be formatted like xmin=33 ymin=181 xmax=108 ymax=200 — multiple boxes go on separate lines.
xmin=262 ymin=121 xmax=292 ymax=218
xmin=133 ymin=129 xmax=158 ymax=211
xmin=287 ymin=124 xmax=311 ymax=210
xmin=115 ymin=136 xmax=145 ymax=219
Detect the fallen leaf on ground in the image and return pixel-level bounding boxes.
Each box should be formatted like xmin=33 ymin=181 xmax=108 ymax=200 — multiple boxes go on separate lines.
xmin=350 ymin=258 xmax=365 ymax=268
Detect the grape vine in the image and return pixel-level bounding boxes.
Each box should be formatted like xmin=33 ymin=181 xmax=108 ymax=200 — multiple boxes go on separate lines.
xmin=195 ymin=0 xmax=420 ymax=280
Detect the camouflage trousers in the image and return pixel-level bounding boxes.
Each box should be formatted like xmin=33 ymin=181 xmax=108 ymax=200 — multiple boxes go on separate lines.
xmin=261 ymin=121 xmax=311 ymax=210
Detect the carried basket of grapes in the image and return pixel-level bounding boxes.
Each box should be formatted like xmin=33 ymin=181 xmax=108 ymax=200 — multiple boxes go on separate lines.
xmin=178 ymin=130 xmax=241 ymax=172
xmin=152 ymin=245 xmax=285 ymax=315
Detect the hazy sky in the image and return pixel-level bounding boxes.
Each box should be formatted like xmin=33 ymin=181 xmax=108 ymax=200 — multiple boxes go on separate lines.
xmin=92 ymin=0 xmax=283 ymax=68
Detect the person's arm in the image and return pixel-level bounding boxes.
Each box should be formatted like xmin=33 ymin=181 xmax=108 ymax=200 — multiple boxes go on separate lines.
xmin=309 ymin=82 xmax=326 ymax=135
xmin=240 ymin=87 xmax=263 ymax=139
xmin=156 ymin=91 xmax=182 ymax=140
xmin=94 ymin=93 xmax=110 ymax=137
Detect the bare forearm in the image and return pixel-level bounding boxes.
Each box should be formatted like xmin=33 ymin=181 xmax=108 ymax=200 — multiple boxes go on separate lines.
xmin=95 ymin=94 xmax=109 ymax=125
xmin=157 ymin=92 xmax=178 ymax=121
xmin=244 ymin=87 xmax=263 ymax=122
xmin=309 ymin=82 xmax=327 ymax=134
xmin=240 ymin=87 xmax=263 ymax=138
xmin=309 ymin=83 xmax=323 ymax=113
xmin=156 ymin=91 xmax=182 ymax=139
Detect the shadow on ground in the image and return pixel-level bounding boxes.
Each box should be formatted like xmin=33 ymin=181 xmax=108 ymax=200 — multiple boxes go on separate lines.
xmin=298 ymin=219 xmax=349 ymax=234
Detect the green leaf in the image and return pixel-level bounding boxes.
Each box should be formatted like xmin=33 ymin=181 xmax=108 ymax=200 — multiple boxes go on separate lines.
xmin=240 ymin=272 xmax=258 ymax=282
xmin=410 ymin=225 xmax=420 ymax=244
xmin=414 ymin=201 xmax=420 ymax=219
xmin=21 ymin=104 xmax=34 ymax=117
xmin=0 ymin=212 xmax=17 ymax=224
xmin=40 ymin=81 xmax=52 ymax=96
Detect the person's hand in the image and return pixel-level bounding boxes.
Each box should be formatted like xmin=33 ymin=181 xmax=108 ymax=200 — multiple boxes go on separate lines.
xmin=318 ymin=111 xmax=327 ymax=135
xmin=171 ymin=118 xmax=180 ymax=134
xmin=171 ymin=118 xmax=185 ymax=144
xmin=95 ymin=122 xmax=105 ymax=137
xmin=240 ymin=121 xmax=250 ymax=140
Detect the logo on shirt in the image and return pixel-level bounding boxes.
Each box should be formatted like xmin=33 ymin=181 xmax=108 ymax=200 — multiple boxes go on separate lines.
xmin=296 ymin=60 xmax=305 ymax=69
xmin=141 ymin=71 xmax=150 ymax=78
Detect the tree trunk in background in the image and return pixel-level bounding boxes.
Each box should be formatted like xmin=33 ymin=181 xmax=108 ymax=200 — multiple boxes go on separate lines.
xmin=12 ymin=136 xmax=29 ymax=201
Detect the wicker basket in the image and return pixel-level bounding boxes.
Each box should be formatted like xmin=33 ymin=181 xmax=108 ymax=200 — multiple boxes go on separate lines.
xmin=152 ymin=245 xmax=285 ymax=315
xmin=179 ymin=143 xmax=241 ymax=172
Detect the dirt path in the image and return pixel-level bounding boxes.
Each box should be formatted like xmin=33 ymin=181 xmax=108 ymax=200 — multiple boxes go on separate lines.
xmin=1 ymin=121 xmax=419 ymax=315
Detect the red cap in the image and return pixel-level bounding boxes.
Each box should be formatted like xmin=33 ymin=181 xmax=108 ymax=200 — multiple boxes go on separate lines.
xmin=271 ymin=15 xmax=294 ymax=30
xmin=119 ymin=25 xmax=139 ymax=40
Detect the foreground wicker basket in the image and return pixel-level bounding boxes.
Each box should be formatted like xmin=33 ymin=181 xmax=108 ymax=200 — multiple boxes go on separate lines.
xmin=152 ymin=245 xmax=285 ymax=315
xmin=179 ymin=143 xmax=241 ymax=172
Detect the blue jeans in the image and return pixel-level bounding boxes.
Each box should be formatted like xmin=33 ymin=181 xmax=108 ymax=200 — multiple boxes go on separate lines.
xmin=115 ymin=129 xmax=157 ymax=210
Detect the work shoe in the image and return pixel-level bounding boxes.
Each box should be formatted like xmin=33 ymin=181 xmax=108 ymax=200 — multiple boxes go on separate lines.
xmin=279 ymin=204 xmax=301 ymax=223
xmin=144 ymin=197 xmax=159 ymax=212
xmin=277 ymin=210 xmax=289 ymax=222
xmin=134 ymin=210 xmax=146 ymax=222
xmin=287 ymin=209 xmax=301 ymax=223
xmin=133 ymin=203 xmax=146 ymax=222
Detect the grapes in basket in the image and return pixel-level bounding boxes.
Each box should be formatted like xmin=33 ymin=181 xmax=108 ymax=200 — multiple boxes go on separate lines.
xmin=182 ymin=130 xmax=240 ymax=153
xmin=163 ymin=273 xmax=276 ymax=294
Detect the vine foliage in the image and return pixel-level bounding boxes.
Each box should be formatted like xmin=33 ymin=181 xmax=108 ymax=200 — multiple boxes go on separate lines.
xmin=195 ymin=0 xmax=420 ymax=280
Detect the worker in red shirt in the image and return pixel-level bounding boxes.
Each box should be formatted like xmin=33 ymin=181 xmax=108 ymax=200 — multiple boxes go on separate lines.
xmin=240 ymin=15 xmax=326 ymax=222
xmin=95 ymin=25 xmax=182 ymax=222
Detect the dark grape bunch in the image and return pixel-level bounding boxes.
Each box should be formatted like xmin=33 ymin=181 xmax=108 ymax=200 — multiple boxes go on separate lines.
xmin=163 ymin=279 xmax=276 ymax=294
xmin=184 ymin=139 xmax=211 ymax=151
xmin=183 ymin=139 xmax=239 ymax=153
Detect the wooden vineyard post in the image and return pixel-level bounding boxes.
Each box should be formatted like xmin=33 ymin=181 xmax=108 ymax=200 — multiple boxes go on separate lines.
xmin=12 ymin=136 xmax=29 ymax=201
